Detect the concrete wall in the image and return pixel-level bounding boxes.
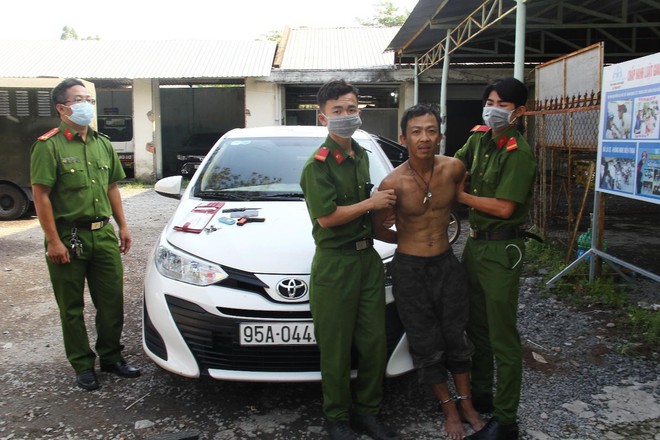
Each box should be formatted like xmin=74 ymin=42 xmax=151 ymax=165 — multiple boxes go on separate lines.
xmin=245 ymin=78 xmax=280 ymax=128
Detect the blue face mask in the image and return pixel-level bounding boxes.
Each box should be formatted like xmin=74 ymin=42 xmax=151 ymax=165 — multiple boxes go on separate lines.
xmin=482 ymin=106 xmax=514 ymax=131
xmin=324 ymin=113 xmax=362 ymax=138
xmin=67 ymin=101 xmax=95 ymax=126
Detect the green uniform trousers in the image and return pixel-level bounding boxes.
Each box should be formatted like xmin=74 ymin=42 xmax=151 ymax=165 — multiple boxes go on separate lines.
xmin=462 ymin=237 xmax=525 ymax=425
xmin=310 ymin=246 xmax=387 ymax=421
xmin=46 ymin=223 xmax=124 ymax=372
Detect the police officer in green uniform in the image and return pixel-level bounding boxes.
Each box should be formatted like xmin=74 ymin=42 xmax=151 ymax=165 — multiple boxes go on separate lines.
xmin=454 ymin=77 xmax=537 ymax=440
xmin=300 ymin=79 xmax=398 ymax=440
xmin=31 ymin=78 xmax=140 ymax=391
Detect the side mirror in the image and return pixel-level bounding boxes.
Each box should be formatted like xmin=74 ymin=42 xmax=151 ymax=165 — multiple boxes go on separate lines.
xmin=154 ymin=175 xmax=183 ymax=200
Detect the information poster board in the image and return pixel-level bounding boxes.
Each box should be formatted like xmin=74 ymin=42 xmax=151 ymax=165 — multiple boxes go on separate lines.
xmin=597 ymin=52 xmax=660 ymax=204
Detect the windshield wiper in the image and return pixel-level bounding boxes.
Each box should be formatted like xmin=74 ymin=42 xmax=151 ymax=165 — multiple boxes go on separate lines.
xmin=254 ymin=192 xmax=305 ymax=200
xmin=195 ymin=191 xmax=252 ymax=201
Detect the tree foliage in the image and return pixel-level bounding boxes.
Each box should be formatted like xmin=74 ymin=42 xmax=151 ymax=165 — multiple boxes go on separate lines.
xmin=358 ymin=1 xmax=410 ymax=27
xmin=60 ymin=26 xmax=100 ymax=40
xmin=60 ymin=26 xmax=78 ymax=40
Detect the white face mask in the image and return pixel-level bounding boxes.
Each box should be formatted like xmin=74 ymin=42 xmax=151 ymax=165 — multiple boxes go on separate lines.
xmin=482 ymin=106 xmax=514 ymax=131
xmin=323 ymin=113 xmax=362 ymax=138
xmin=67 ymin=101 xmax=95 ymax=126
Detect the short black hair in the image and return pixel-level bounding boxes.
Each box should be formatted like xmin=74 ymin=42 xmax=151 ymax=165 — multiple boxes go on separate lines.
xmin=52 ymin=78 xmax=85 ymax=107
xmin=482 ymin=77 xmax=528 ymax=107
xmin=400 ymin=103 xmax=442 ymax=137
xmin=316 ymin=79 xmax=359 ymax=110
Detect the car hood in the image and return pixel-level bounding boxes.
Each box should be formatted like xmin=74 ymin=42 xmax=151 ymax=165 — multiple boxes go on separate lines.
xmin=164 ymin=201 xmax=395 ymax=274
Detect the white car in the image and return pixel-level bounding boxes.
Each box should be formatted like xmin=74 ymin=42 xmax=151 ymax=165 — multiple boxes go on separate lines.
xmin=143 ymin=126 xmax=413 ymax=381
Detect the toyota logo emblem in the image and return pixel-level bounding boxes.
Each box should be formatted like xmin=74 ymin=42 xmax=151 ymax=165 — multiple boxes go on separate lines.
xmin=276 ymin=278 xmax=308 ymax=300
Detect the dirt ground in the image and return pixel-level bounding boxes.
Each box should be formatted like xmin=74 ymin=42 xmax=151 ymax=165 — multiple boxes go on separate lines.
xmin=1 ymin=187 xmax=658 ymax=440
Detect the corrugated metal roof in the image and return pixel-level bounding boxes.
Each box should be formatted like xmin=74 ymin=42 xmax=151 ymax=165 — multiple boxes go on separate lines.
xmin=0 ymin=40 xmax=276 ymax=79
xmin=278 ymin=27 xmax=400 ymax=70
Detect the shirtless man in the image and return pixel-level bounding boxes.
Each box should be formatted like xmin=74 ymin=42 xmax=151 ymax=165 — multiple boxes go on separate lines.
xmin=373 ymin=104 xmax=485 ymax=439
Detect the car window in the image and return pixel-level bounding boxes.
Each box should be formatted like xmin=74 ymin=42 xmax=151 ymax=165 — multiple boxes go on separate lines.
xmin=193 ymin=135 xmax=391 ymax=198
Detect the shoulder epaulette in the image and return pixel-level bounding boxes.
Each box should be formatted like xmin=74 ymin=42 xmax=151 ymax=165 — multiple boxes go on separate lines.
xmin=471 ymin=125 xmax=489 ymax=133
xmin=506 ymin=137 xmax=518 ymax=152
xmin=37 ymin=128 xmax=60 ymax=141
xmin=314 ymin=147 xmax=330 ymax=162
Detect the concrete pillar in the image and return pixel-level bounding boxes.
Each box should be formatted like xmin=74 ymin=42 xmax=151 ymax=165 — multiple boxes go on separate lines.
xmin=514 ymin=0 xmax=527 ymax=81
xmin=245 ymin=78 xmax=280 ymax=127
xmin=132 ymin=79 xmax=160 ymax=180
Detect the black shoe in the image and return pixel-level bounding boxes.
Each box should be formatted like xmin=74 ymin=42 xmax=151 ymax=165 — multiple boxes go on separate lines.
xmin=351 ymin=414 xmax=399 ymax=440
xmin=472 ymin=395 xmax=494 ymax=413
xmin=326 ymin=421 xmax=356 ymax=440
xmin=467 ymin=417 xmax=519 ymax=440
xmin=100 ymin=360 xmax=141 ymax=378
xmin=76 ymin=368 xmax=100 ymax=391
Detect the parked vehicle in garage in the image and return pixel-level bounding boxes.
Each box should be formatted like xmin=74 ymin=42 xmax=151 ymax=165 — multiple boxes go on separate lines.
xmin=176 ymin=132 xmax=224 ymax=177
xmin=98 ymin=115 xmax=134 ymax=178
xmin=0 ymin=77 xmax=96 ymax=220
xmin=143 ymin=125 xmax=413 ymax=381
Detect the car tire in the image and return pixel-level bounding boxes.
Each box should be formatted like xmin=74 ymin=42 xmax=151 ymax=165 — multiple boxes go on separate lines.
xmin=0 ymin=184 xmax=30 ymax=221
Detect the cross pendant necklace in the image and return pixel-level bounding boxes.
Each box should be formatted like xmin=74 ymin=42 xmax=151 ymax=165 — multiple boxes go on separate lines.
xmin=407 ymin=161 xmax=434 ymax=204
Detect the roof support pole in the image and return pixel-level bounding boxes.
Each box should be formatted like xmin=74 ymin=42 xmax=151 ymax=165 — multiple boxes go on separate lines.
xmin=439 ymin=29 xmax=451 ymax=155
xmin=514 ymin=0 xmax=527 ymax=81
xmin=414 ymin=56 xmax=419 ymax=104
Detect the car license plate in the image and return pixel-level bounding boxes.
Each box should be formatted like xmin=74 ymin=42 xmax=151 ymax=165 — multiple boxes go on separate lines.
xmin=239 ymin=322 xmax=316 ymax=346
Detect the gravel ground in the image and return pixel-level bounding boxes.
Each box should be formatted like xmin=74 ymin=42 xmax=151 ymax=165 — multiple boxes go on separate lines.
xmin=0 ymin=187 xmax=658 ymax=440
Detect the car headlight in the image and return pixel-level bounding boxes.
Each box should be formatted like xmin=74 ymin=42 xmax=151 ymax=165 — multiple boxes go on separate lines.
xmin=154 ymin=242 xmax=228 ymax=286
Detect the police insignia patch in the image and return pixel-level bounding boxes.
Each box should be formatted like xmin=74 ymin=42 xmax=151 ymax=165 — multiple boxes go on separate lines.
xmin=37 ymin=128 xmax=59 ymax=141
xmin=64 ymin=129 xmax=74 ymax=141
xmin=333 ymin=150 xmax=345 ymax=165
xmin=314 ymin=147 xmax=330 ymax=162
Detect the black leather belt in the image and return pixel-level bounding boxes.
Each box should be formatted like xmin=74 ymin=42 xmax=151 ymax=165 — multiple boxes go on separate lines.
xmin=469 ymin=228 xmax=543 ymax=242
xmin=341 ymin=238 xmax=374 ymax=251
xmin=58 ymin=218 xmax=110 ymax=231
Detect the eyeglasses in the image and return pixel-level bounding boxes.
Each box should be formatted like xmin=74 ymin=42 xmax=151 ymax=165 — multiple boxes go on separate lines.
xmin=64 ymin=98 xmax=96 ymax=105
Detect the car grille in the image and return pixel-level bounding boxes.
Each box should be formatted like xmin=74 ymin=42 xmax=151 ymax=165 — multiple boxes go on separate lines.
xmin=165 ymin=294 xmax=405 ymax=375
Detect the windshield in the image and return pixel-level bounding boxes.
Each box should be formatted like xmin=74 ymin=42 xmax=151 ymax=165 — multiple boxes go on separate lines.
xmin=193 ymin=135 xmax=391 ymax=199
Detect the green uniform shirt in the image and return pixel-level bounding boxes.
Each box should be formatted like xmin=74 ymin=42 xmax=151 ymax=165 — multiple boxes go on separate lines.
xmin=454 ymin=126 xmax=536 ymax=231
xmin=30 ymin=122 xmax=126 ymax=222
xmin=300 ymin=135 xmax=372 ymax=248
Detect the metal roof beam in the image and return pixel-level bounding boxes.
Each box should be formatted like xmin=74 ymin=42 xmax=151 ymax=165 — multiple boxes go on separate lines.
xmin=541 ymin=31 xmax=584 ymax=51
xmin=561 ymin=2 xmax=626 ymax=24
xmin=417 ymin=0 xmax=517 ymax=75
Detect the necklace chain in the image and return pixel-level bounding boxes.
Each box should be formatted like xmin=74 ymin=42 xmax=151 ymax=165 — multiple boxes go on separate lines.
xmin=407 ymin=161 xmax=434 ymax=204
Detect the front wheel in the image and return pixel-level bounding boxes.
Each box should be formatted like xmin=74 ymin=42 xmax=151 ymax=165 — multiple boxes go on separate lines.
xmin=0 ymin=184 xmax=30 ymax=221
xmin=448 ymin=211 xmax=461 ymax=245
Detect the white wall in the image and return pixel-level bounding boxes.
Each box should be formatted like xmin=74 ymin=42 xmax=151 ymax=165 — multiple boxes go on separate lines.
xmin=245 ymin=78 xmax=280 ymax=127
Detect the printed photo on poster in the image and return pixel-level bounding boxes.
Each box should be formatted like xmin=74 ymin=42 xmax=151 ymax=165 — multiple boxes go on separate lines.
xmin=635 ymin=147 xmax=660 ymax=196
xmin=604 ymin=100 xmax=633 ymax=139
xmin=632 ymin=96 xmax=659 ymax=139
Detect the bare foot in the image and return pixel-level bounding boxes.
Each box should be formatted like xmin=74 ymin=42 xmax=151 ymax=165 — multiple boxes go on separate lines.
xmin=457 ymin=403 xmax=486 ymax=432
xmin=443 ymin=415 xmax=466 ymax=439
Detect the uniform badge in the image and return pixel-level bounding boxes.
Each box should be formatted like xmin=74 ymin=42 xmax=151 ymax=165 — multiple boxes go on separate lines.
xmin=37 ymin=128 xmax=59 ymax=141
xmin=497 ymin=135 xmax=508 ymax=149
xmin=314 ymin=147 xmax=330 ymax=162
xmin=64 ymin=129 xmax=74 ymax=141
xmin=333 ymin=150 xmax=345 ymax=165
